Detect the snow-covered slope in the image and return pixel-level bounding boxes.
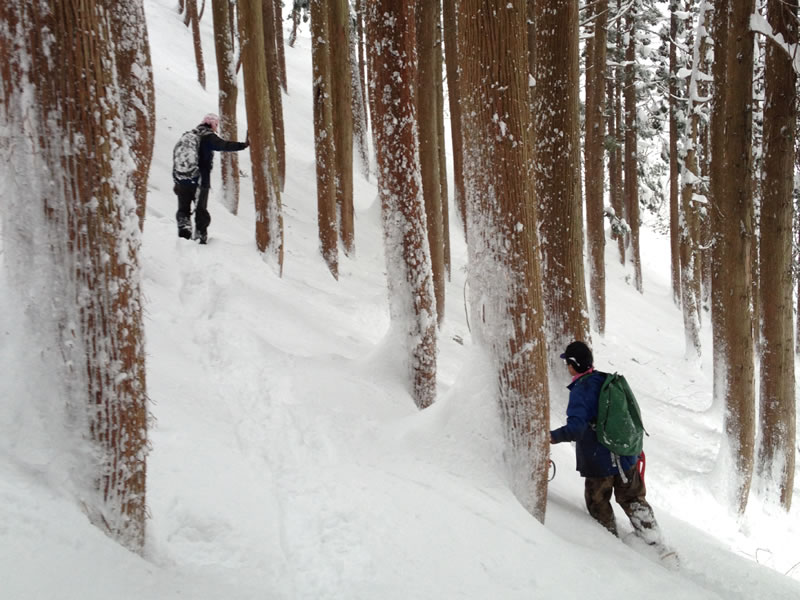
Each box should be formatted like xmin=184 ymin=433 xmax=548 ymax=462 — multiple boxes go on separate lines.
xmin=1 ymin=1 xmax=799 ymax=598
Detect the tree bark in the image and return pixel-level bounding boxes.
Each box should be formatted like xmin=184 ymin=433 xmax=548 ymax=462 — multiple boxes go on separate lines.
xmin=275 ymin=0 xmax=288 ymax=92
xmin=1 ymin=0 xmax=149 ymax=552
xmin=416 ymin=0 xmax=446 ymax=325
xmin=757 ymin=0 xmax=797 ymax=511
xmin=442 ymin=0 xmax=467 ymax=238
xmin=533 ymin=0 xmax=590 ymax=370
xmin=668 ymin=3 xmax=682 ymax=306
xmin=239 ymin=0 xmax=284 ymax=270
xmin=329 ymin=0 xmax=355 ymax=255
xmin=263 ymin=0 xmax=286 ymax=190
xmin=110 ymin=1 xmax=155 ymax=231
xmin=435 ymin=14 xmax=451 ymax=280
xmin=311 ymin=0 xmax=339 ymax=278
xmin=585 ymin=0 xmax=608 ymax=334
xmin=187 ymin=0 xmax=207 ymax=88
xmin=459 ymin=0 xmax=550 ymax=522
xmin=212 ymin=0 xmax=241 ymax=215
xmin=366 ymin=0 xmax=438 ymax=410
xmin=351 ymin=7 xmax=371 ymax=182
xmin=713 ymin=0 xmax=756 ymax=514
xmin=624 ymin=9 xmax=642 ymax=293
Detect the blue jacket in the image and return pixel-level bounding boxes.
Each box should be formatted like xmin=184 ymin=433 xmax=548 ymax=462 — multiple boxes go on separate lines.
xmin=550 ymin=370 xmax=638 ymax=478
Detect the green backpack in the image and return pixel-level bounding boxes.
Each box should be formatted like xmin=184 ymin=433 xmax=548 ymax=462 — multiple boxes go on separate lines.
xmin=596 ymin=372 xmax=647 ymax=456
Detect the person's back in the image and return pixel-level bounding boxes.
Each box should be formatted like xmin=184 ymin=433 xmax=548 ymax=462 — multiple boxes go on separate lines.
xmin=555 ymin=369 xmax=638 ymax=478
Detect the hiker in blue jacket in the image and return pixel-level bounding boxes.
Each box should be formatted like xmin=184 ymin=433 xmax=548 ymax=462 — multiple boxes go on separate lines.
xmin=550 ymin=341 xmax=663 ymax=546
xmin=173 ymin=113 xmax=249 ymax=244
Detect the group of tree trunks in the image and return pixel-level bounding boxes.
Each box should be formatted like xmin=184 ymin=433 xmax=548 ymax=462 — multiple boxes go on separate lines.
xmin=0 ymin=0 xmax=797 ymax=557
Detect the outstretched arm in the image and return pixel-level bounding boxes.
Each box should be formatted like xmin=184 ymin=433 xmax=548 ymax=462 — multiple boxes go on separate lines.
xmin=205 ymin=132 xmax=248 ymax=152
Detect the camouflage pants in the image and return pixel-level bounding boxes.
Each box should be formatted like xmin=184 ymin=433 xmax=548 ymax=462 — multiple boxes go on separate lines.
xmin=584 ymin=464 xmax=663 ymax=546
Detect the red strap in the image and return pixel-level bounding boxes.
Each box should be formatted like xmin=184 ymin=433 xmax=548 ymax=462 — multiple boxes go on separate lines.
xmin=638 ymin=451 xmax=646 ymax=486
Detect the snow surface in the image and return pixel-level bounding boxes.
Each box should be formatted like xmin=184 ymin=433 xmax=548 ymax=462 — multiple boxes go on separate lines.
xmin=2 ymin=1 xmax=800 ymax=598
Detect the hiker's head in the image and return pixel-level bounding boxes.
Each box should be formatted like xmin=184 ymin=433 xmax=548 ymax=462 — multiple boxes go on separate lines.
xmin=560 ymin=341 xmax=593 ymax=374
xmin=201 ymin=113 xmax=220 ymax=132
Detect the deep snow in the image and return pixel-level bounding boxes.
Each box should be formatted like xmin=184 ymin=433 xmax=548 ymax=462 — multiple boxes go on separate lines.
xmin=1 ymin=1 xmax=800 ymax=598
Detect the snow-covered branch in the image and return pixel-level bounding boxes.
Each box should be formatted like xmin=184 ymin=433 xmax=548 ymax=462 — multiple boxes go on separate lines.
xmin=751 ymin=13 xmax=800 ymax=75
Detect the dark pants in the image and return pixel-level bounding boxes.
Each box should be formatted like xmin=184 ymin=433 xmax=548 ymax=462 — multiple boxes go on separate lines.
xmin=174 ymin=183 xmax=211 ymax=236
xmin=584 ymin=464 xmax=662 ymax=545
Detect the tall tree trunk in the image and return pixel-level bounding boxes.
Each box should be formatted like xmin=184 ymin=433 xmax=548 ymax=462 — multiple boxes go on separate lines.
xmin=311 ymin=0 xmax=339 ymax=278
xmin=289 ymin=1 xmax=301 ymax=47
xmin=624 ymin=9 xmax=643 ymax=293
xmin=459 ymin=0 xmax=550 ymax=522
xmin=609 ymin=12 xmax=626 ymax=265
xmin=533 ymin=0 xmax=590 ymax=372
xmin=678 ymin=4 xmax=705 ymax=360
xmin=416 ymin=0 xmax=446 ymax=325
xmin=435 ymin=13 xmax=451 ymax=280
xmin=275 ymin=0 xmax=288 ymax=92
xmin=757 ymin=0 xmax=797 ymax=511
xmin=263 ymin=0 xmax=286 ymax=190
xmin=607 ymin=65 xmax=625 ymax=264
xmin=442 ymin=0 xmax=467 ymax=238
xmin=713 ymin=0 xmax=756 ymax=514
xmin=366 ymin=0 xmax=438 ymax=409
xmin=110 ymin=1 xmax=155 ymax=231
xmin=709 ymin=0 xmax=729 ymax=413
xmin=212 ymin=0 xmax=241 ymax=215
xmin=669 ymin=3 xmax=682 ymax=307
xmin=239 ymin=0 xmax=284 ymax=270
xmin=351 ymin=10 xmax=371 ymax=182
xmin=329 ymin=0 xmax=355 ymax=256
xmin=2 ymin=0 xmax=149 ymax=553
xmin=585 ymin=0 xmax=608 ymax=334
xmin=187 ymin=0 xmax=207 ymax=88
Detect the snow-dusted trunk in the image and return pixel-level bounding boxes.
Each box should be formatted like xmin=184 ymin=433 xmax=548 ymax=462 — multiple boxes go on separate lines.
xmin=584 ymin=0 xmax=608 ymax=334
xmin=416 ymin=0 xmax=446 ymax=325
xmin=1 ymin=0 xmax=149 ymax=553
xmin=434 ymin=15 xmax=451 ymax=280
xmin=608 ymin=14 xmax=626 ymax=266
xmin=187 ymin=0 xmax=207 ymax=88
xmin=329 ymin=0 xmax=355 ymax=256
xmin=442 ymin=0 xmax=467 ymax=238
xmin=709 ymin=0 xmax=729 ymax=414
xmin=458 ymin=0 xmax=550 ymax=522
xmin=262 ymin=0 xmax=286 ymax=190
xmin=310 ymin=0 xmax=338 ymax=278
xmin=212 ymin=0 xmax=241 ymax=215
xmin=668 ymin=3 xmax=682 ymax=307
xmin=756 ymin=0 xmax=797 ymax=511
xmin=712 ymin=0 xmax=756 ymax=515
xmin=678 ymin=3 xmax=707 ymax=361
xmin=366 ymin=0 xmax=437 ymax=409
xmin=275 ymin=0 xmax=288 ymax=92
xmin=110 ymin=0 xmax=155 ymax=231
xmin=238 ymin=0 xmax=284 ymax=270
xmin=532 ymin=0 xmax=590 ymax=372
xmin=350 ymin=7 xmax=371 ymax=183
xmin=624 ymin=9 xmax=643 ymax=293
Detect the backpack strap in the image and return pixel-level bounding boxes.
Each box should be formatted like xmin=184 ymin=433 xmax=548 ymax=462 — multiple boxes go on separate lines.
xmin=612 ymin=453 xmax=629 ymax=484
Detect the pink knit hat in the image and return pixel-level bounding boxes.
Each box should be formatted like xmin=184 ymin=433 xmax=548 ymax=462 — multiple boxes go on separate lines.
xmin=201 ymin=113 xmax=220 ymax=132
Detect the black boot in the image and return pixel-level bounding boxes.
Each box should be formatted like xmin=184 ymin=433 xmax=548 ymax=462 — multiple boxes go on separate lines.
xmin=177 ymin=215 xmax=192 ymax=239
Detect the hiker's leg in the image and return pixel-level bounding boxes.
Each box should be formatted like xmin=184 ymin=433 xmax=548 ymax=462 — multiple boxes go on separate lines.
xmin=175 ymin=183 xmax=196 ymax=238
xmin=585 ymin=476 xmax=618 ymax=536
xmin=194 ymin=186 xmax=211 ymax=239
xmin=614 ymin=466 xmax=663 ymax=546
